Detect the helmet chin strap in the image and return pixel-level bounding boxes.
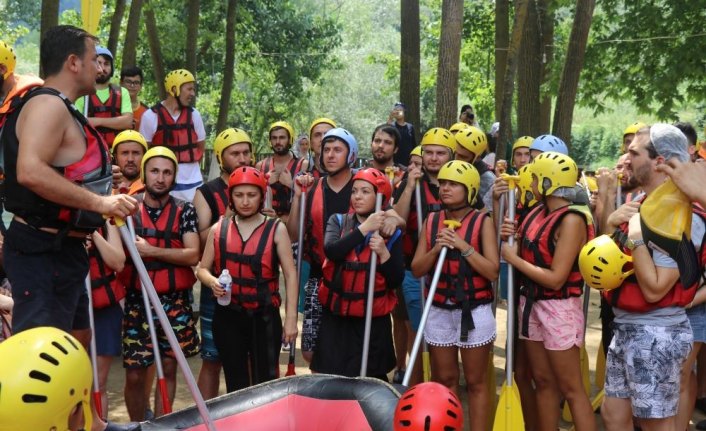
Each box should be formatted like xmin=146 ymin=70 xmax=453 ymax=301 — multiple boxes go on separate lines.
xmin=443 ymin=202 xmax=470 ymax=212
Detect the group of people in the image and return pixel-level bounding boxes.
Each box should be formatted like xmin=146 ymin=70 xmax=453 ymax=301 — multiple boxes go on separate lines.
xmin=1 ymin=24 xmax=706 ymax=431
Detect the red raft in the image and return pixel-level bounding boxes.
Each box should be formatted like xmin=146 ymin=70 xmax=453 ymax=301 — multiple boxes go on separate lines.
xmin=139 ymin=374 xmax=402 ymax=431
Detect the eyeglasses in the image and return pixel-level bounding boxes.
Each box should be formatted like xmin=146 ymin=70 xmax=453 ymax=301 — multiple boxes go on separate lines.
xmin=122 ymin=79 xmax=142 ymax=87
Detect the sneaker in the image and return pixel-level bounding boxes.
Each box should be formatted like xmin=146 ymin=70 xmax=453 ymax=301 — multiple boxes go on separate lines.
xmin=392 ymin=369 xmax=405 ymax=384
xmin=282 ymin=343 xmax=291 ymax=352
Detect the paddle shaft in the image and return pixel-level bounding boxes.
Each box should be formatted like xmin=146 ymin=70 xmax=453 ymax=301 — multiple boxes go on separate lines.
xmin=617 ymin=174 xmax=622 ymax=207
xmin=117 ymin=223 xmax=217 ymax=431
xmin=414 ymin=181 xmax=431 ymax=381
xmin=291 ymin=185 xmax=307 ymax=368
xmin=505 ymin=186 xmax=517 ymax=385
xmin=360 ymin=192 xmax=384 ymax=376
xmin=84 ymin=275 xmax=103 ymax=420
xmin=492 ymin=196 xmax=506 ymax=313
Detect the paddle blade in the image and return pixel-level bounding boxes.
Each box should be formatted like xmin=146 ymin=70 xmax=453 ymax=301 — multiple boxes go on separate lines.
xmin=81 ymin=0 xmax=103 ymax=34
xmin=595 ymin=341 xmax=606 ymax=390
xmin=285 ymin=348 xmax=296 ymax=376
xmin=493 ymin=380 xmax=524 ymax=431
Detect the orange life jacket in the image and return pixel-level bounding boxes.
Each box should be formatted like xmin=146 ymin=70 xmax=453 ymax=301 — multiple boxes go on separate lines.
xmin=402 ymin=175 xmax=442 ymax=263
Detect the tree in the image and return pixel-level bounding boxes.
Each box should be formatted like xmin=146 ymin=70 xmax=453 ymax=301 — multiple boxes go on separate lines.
xmin=400 ymin=0 xmax=420 ymax=141
xmin=552 ymin=0 xmax=596 ymax=146
xmin=144 ymin=0 xmax=166 ymax=100
xmin=107 ymin=0 xmax=126 ymax=54
xmin=122 ymin=0 xmax=144 ymax=68
xmin=538 ymin=0 xmax=553 ymax=133
xmin=435 ymin=0 xmax=464 ymax=127
xmin=517 ymin=0 xmax=542 ymax=137
xmin=186 ymin=0 xmax=200 ymax=73
xmin=216 ymin=0 xmax=238 ymax=133
xmin=40 ymin=0 xmax=60 ymax=77
xmin=494 ymin=0 xmax=509 ymax=121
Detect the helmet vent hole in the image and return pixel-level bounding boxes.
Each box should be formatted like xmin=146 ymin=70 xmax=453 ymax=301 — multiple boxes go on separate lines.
xmin=399 ymin=419 xmax=411 ymax=427
xmin=586 ymin=246 xmax=596 ymax=255
xmin=447 ymin=409 xmax=458 ymax=419
xmin=598 ymin=257 xmax=609 ymax=265
xmin=400 ymin=404 xmax=413 ymax=411
xmin=29 ymin=370 xmax=51 ymax=383
xmin=592 ymin=265 xmax=603 ymax=273
xmin=40 ymin=352 xmax=59 ymax=366
xmin=424 ymin=416 xmax=431 ymax=430
xmin=51 ymin=341 xmax=68 ymax=355
xmin=448 ymin=397 xmax=459 ymax=408
xmin=63 ymin=334 xmax=79 ymax=350
xmin=21 ymin=394 xmax=48 ymax=403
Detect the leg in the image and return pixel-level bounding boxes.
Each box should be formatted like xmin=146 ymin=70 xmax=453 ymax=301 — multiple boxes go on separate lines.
xmin=124 ymin=367 xmax=149 ymax=421
xmin=639 ymin=417 xmax=678 ymax=431
xmin=197 ymin=284 xmax=222 ymax=399
xmin=143 ymin=365 xmax=156 ymax=415
xmin=525 ymin=340 xmax=562 ymax=431
xmin=601 ymin=396 xmax=634 ymax=431
xmin=514 ymin=339 xmax=539 ymax=431
xmin=391 ymin=291 xmax=408 ymax=380
xmin=214 ymin=306 xmax=251 ymax=392
xmin=251 ymin=309 xmax=283 ymax=385
xmin=301 ymin=277 xmax=321 ymax=364
xmin=676 ymin=342 xmax=701 ymax=431
xmin=460 ymin=343 xmax=493 ymax=431
xmin=429 ymin=345 xmax=460 ymax=395
xmin=96 ymin=355 xmax=113 ymax=418
xmin=546 ymin=346 xmax=596 ymax=431
xmin=197 ymin=360 xmax=222 ymax=399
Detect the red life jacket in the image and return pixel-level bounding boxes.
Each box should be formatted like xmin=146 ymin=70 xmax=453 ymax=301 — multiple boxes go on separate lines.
xmin=88 ymin=226 xmax=126 ymax=309
xmin=150 ymin=103 xmax=202 ymax=163
xmin=2 ymin=87 xmax=112 ymax=231
xmin=119 ymin=196 xmax=196 ymax=294
xmin=213 ymin=216 xmax=281 ymax=310
xmin=319 ymin=213 xmax=400 ymax=317
xmin=197 ymin=177 xmax=228 ymax=225
xmin=517 ymin=203 xmax=595 ymax=336
xmin=402 ymin=176 xmax=442 ymax=262
xmin=261 ymin=156 xmax=304 ymax=216
xmin=0 ymin=74 xmax=42 ymax=128
xmin=87 ymin=84 xmax=124 ymax=146
xmin=425 ymin=210 xmax=492 ymax=341
xmin=602 ymin=203 xmax=699 ymax=313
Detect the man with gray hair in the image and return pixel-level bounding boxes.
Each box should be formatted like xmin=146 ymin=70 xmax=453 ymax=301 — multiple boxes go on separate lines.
xmin=601 ymin=124 xmax=703 ymax=431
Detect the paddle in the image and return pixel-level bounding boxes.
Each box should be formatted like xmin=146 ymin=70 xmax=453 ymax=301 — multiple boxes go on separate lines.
xmin=116 ymin=217 xmax=217 ymax=431
xmin=287 ymin=182 xmax=308 ymax=378
xmin=385 ymin=167 xmax=395 ymax=205
xmin=414 ymin=180 xmax=432 ymax=382
xmin=84 ymin=275 xmax=103 ymax=420
xmin=360 ymin=188 xmax=384 ymax=377
xmin=493 ymin=175 xmax=524 ymax=431
xmin=402 ymin=219 xmax=462 ymax=387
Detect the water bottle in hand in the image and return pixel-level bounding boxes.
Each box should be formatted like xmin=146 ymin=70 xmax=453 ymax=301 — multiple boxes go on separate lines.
xmin=217 ymin=269 xmax=232 ymax=306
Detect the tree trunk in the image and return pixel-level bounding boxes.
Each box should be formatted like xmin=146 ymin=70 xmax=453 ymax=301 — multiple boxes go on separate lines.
xmin=538 ymin=0 xmax=553 ymax=133
xmin=494 ymin=0 xmax=509 ymax=122
xmin=122 ymin=0 xmax=144 ymax=68
xmin=185 ymin=0 xmax=200 ymax=74
xmin=400 ymin=0 xmax=420 ymax=141
xmin=497 ymin=0 xmax=530 ymax=161
xmin=144 ymin=1 xmax=166 ymax=100
xmin=216 ymin=0 xmax=238 ymax=132
xmin=552 ymin=0 xmax=596 ymax=148
xmin=435 ymin=0 xmax=464 ymax=128
xmin=107 ymin=0 xmax=127 ymax=55
xmin=517 ymin=0 xmax=541 ymax=137
xmin=40 ymin=0 xmax=60 ymax=78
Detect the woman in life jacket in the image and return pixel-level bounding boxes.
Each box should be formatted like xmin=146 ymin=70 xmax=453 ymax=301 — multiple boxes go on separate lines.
xmin=411 ymin=160 xmax=499 ymax=431
xmin=196 ymin=166 xmax=298 ymax=392
xmin=311 ymin=168 xmax=404 ymax=380
xmin=500 ymin=152 xmax=596 ymax=431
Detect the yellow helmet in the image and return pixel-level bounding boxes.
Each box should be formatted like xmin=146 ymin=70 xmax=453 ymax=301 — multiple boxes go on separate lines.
xmin=141 ymin=146 xmax=178 ymax=182
xmin=111 ymin=129 xmax=148 ymax=154
xmin=517 ymin=164 xmax=537 ymax=208
xmin=454 ymin=126 xmax=488 ymax=160
xmin=583 ymin=175 xmax=598 ymax=192
xmin=579 ymin=234 xmax=634 ymax=291
xmin=421 ymin=127 xmax=456 ymax=154
xmin=448 ymin=122 xmax=470 ymax=134
xmin=437 ymin=160 xmax=481 ymax=205
xmin=269 ymin=121 xmax=295 ymax=147
xmin=512 ymin=136 xmax=533 ymax=154
xmin=0 ymin=40 xmax=16 ymax=79
xmin=214 ymin=128 xmax=252 ymax=167
xmin=164 ymin=69 xmax=195 ymax=98
xmin=410 ymin=145 xmax=423 ymax=158
xmin=532 ymin=151 xmax=578 ymax=197
xmin=0 ymin=327 xmax=93 ymax=431
xmin=308 ymin=117 xmax=336 ymax=139
xmin=623 ymin=122 xmax=647 ymax=137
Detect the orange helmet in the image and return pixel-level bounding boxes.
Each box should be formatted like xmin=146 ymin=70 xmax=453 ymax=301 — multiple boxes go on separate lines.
xmin=352 ymin=168 xmax=392 ymax=206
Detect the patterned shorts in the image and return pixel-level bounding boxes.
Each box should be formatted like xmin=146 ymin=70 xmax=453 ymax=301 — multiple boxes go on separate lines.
xmin=301 ymin=277 xmax=322 ymax=352
xmin=605 ymin=320 xmax=693 ymax=419
xmin=519 ymin=295 xmax=585 ymax=350
xmin=122 ymin=289 xmax=201 ymax=369
xmin=424 ymin=303 xmax=496 ymax=348
xmin=198 ymin=286 xmax=219 ymax=361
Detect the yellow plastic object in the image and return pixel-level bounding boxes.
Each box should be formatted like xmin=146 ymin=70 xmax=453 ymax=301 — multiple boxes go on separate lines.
xmin=579 ymin=234 xmax=633 ymax=291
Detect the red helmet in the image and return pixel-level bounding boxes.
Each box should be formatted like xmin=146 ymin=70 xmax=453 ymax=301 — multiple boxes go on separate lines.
xmin=393 ymin=382 xmax=463 ymax=431
xmin=228 ymin=167 xmax=268 ymax=206
xmin=352 ymin=168 xmax=392 ymax=206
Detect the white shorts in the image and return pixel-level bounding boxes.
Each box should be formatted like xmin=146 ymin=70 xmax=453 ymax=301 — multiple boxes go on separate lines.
xmin=424 ymin=303 xmax=496 ymax=348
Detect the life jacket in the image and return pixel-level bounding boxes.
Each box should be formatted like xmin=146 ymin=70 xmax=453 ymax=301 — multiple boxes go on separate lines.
xmin=425 ymin=210 xmax=493 ymax=341
xmin=87 ymin=84 xmax=124 ymax=146
xmin=517 ymin=203 xmax=595 ymax=337
xmin=303 ymin=178 xmax=354 ymax=269
xmin=213 ymin=216 xmax=281 ymax=310
xmin=118 ymin=196 xmax=197 ymax=294
xmin=261 ymin=156 xmax=304 ymax=216
xmin=402 ymin=174 xmax=442 ymax=264
xmin=472 ymin=160 xmax=490 ymax=211
xmin=132 ymin=101 xmax=149 ymax=132
xmin=88 ymin=226 xmax=126 ymax=309
xmin=319 ymin=213 xmax=401 ymax=317
xmin=197 ymin=177 xmax=228 ymax=225
xmin=0 ymin=74 xmax=43 ymax=127
xmin=150 ymin=103 xmax=202 ymax=163
xmin=2 ymin=87 xmax=113 ymax=232
xmin=602 ymin=199 xmax=699 ymax=313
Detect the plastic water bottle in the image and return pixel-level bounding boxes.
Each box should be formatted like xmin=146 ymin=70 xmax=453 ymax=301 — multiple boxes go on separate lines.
xmin=217 ymin=269 xmax=232 ymax=306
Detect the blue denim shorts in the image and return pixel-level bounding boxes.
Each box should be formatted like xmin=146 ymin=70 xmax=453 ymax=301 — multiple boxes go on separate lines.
xmin=687 ymin=304 xmax=706 ymax=343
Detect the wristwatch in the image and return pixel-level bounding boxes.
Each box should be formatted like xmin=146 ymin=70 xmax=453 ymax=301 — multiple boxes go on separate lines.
xmin=626 ymin=238 xmax=645 ymax=251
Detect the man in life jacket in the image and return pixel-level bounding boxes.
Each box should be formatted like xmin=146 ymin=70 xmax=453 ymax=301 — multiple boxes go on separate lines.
xmin=255 ymin=121 xmax=306 ymax=223
xmin=120 ymin=147 xmax=200 ymax=420
xmin=0 ymin=40 xmax=43 ymax=128
xmin=74 ymin=46 xmax=133 ymax=147
xmin=601 ymin=124 xmax=703 ymax=431
xmin=140 ymin=69 xmax=206 ymax=202
xmin=112 ymin=129 xmax=147 ymax=195
xmin=307 ymin=117 xmax=336 ymax=179
xmin=193 ymin=127 xmax=253 ymax=399
xmin=392 ymin=126 xmax=455 ymax=385
xmin=1 ymin=25 xmax=138 ymax=431
xmin=453 ymin=125 xmax=496 ymax=210
xmin=120 ymin=66 xmax=149 ymax=132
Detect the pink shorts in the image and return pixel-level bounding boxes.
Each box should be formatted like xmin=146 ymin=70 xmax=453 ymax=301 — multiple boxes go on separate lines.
xmin=518 ymin=295 xmax=584 ymax=350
